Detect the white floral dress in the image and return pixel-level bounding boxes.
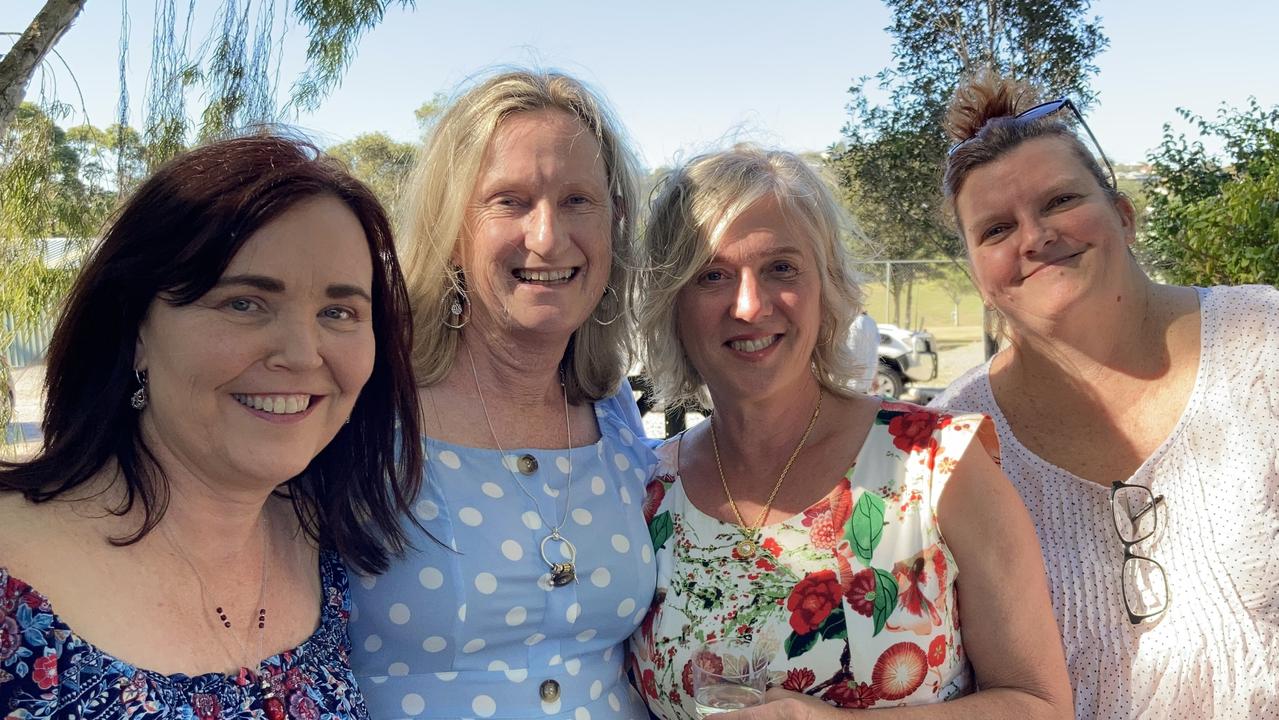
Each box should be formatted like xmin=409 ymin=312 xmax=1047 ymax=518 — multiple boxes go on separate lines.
xmin=629 ymin=401 xmax=998 ymax=718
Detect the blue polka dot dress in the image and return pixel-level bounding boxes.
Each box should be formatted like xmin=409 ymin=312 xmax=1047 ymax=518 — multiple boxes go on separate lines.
xmin=349 ymin=388 xmax=658 ymax=719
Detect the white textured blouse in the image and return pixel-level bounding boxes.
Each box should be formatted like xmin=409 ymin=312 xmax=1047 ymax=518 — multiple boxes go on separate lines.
xmin=931 ymin=285 xmax=1279 ymax=719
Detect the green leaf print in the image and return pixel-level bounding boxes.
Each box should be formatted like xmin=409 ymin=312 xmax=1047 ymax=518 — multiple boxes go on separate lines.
xmin=649 ymin=510 xmax=673 ymax=551
xmin=819 ymin=608 xmax=847 ymax=640
xmin=848 ymin=492 xmax=886 ymax=567
xmin=784 ymin=629 xmax=819 ymax=659
xmin=871 ymin=568 xmax=898 ymax=636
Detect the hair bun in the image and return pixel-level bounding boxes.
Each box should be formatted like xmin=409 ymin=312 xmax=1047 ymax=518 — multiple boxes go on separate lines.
xmin=943 ymin=69 xmax=1041 ymax=144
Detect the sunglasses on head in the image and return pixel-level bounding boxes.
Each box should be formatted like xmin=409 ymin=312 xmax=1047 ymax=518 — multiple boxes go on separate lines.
xmin=948 ymin=97 xmax=1117 ymax=189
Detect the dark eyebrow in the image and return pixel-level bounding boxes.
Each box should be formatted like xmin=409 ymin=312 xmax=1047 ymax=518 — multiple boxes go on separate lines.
xmin=326 ymin=284 xmax=372 ymax=303
xmin=216 ymin=274 xmax=371 ymax=303
xmin=215 ymin=274 xmax=285 ymax=292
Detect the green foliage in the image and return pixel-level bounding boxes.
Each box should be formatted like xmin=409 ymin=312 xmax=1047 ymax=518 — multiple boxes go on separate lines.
xmin=327 ymin=131 xmax=418 ymax=217
xmin=0 ymin=103 xmax=142 ymax=370
xmin=1141 ymin=100 xmax=1279 ymax=285
xmin=827 ymin=0 xmax=1108 ymax=261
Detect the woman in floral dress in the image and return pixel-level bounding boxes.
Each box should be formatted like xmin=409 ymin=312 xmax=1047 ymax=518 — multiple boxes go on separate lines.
xmin=630 ymin=145 xmax=1071 ymax=719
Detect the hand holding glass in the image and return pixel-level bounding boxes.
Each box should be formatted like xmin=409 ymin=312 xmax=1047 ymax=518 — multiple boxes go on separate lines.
xmin=691 ymin=638 xmax=769 ymax=717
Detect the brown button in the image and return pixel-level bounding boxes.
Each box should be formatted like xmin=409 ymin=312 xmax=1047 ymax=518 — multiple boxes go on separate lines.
xmin=539 ymin=678 xmax=560 ymax=702
xmin=518 ymin=454 xmax=539 ymax=475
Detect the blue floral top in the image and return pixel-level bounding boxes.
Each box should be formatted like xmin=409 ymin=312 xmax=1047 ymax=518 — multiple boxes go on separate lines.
xmin=0 ymin=550 xmax=368 ymax=719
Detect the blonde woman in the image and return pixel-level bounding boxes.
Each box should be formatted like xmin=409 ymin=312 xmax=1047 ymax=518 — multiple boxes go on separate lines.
xmin=346 ymin=70 xmax=656 ymax=720
xmin=630 ymin=145 xmax=1070 ymax=719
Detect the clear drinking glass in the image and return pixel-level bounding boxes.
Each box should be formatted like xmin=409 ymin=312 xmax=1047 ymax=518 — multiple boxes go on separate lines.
xmin=691 ymin=637 xmax=769 ymax=717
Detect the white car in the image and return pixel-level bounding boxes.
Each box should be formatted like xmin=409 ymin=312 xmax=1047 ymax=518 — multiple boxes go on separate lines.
xmin=871 ymin=324 xmax=938 ymax=398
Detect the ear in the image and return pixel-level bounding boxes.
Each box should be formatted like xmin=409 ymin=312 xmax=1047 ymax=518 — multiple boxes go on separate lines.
xmin=1114 ymin=193 xmax=1137 ymax=244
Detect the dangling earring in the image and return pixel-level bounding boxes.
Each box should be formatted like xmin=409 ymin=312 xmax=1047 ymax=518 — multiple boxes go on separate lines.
xmin=443 ymin=291 xmax=469 ymax=329
xmin=443 ymin=267 xmax=469 ymax=330
xmin=593 ymin=285 xmax=621 ymax=326
xmin=130 ymin=370 xmax=148 ymax=410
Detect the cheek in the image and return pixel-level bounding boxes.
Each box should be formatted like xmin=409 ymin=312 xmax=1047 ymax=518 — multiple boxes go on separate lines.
xmin=335 ymin=328 xmax=377 ymax=393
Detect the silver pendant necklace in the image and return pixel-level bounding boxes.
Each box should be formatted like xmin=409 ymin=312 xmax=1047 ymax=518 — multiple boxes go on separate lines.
xmin=465 ymin=342 xmax=577 ymax=587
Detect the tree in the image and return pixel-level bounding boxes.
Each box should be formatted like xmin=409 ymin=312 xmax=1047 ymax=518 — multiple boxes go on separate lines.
xmin=0 ymin=0 xmax=86 ymax=136
xmin=1141 ymin=100 xmax=1279 ymax=285
xmin=828 ymin=0 xmax=1108 ymax=262
xmin=327 ymin=132 xmax=417 ymax=216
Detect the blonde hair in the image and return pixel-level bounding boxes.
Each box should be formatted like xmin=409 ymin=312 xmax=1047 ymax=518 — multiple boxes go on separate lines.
xmin=637 ymin=144 xmax=865 ymax=409
xmin=398 ymin=69 xmax=641 ymax=402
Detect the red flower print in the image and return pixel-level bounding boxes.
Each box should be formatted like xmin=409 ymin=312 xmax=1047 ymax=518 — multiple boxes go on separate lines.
xmin=887 ymin=411 xmax=940 ymax=454
xmin=0 ymin=617 xmax=19 ymax=661
xmin=761 ymin=537 xmax=783 ymax=557
xmin=801 ymin=479 xmax=852 ymax=550
xmin=681 ymin=660 xmax=695 ymax=696
xmin=785 ymin=570 xmax=842 ymax=635
xmin=191 ymin=694 xmax=222 ymax=720
xmin=641 ymin=668 xmax=659 ymax=699
xmin=642 ymin=476 xmax=669 ymax=523
xmin=928 ymin=635 xmax=947 ymax=667
xmin=890 ymin=548 xmax=946 ymax=634
xmin=668 ymin=688 xmax=681 ymax=706
xmin=823 ymin=680 xmax=879 ymax=709
xmin=32 ymin=652 xmax=58 ymax=690
xmin=290 ymin=693 xmax=320 ymax=720
xmin=755 ymin=556 xmax=776 ymax=573
xmin=872 ymin=642 xmax=928 ymax=701
xmin=845 ymin=569 xmax=878 ymax=617
xmin=781 ymin=668 xmax=816 ymax=692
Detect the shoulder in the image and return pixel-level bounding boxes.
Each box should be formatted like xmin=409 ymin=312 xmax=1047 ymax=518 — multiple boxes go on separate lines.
xmin=1201 ymin=284 xmax=1279 ymax=331
xmin=928 ymin=359 xmax=994 ymax=414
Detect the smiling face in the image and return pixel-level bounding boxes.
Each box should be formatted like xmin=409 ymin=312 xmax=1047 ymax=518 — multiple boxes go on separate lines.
xmin=135 ymin=194 xmax=376 ymax=490
xmin=457 ymin=109 xmax=613 ymax=342
xmin=675 ymin=195 xmax=823 ymax=404
xmin=956 ymin=136 xmax=1136 ymax=327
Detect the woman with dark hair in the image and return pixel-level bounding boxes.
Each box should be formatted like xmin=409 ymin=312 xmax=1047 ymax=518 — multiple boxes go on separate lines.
xmin=931 ymin=71 xmax=1279 ymax=717
xmin=0 ymin=134 xmax=423 ymax=718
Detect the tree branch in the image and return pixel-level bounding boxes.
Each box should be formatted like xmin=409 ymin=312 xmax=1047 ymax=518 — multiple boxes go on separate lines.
xmin=0 ymin=0 xmax=87 ymax=136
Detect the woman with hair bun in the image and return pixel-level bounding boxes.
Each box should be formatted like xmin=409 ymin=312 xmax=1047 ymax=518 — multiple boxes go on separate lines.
xmin=932 ymin=70 xmax=1279 ymax=718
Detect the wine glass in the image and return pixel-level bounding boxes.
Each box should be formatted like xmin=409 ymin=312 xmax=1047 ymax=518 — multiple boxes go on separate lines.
xmin=690 ymin=637 xmax=769 ymax=717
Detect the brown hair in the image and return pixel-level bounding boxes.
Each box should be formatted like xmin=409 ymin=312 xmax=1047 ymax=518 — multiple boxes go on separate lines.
xmin=941 ymin=69 xmax=1117 ymax=233
xmin=0 ymin=133 xmax=424 ymax=575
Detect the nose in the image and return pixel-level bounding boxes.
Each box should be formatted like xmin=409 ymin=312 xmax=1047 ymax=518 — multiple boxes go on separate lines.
xmin=266 ymin=315 xmax=324 ymax=372
xmin=1020 ymin=216 xmax=1057 ymax=257
xmin=525 ymin=200 xmax=568 ymax=257
xmin=731 ymin=271 xmax=770 ymax=323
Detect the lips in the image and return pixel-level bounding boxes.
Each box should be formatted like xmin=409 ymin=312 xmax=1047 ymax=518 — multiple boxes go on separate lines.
xmin=728 ymin=335 xmax=780 ymax=353
xmin=1022 ymin=250 xmax=1084 ymax=280
xmin=513 ymin=267 xmax=578 ymax=283
xmin=232 ymin=393 xmax=314 ymax=415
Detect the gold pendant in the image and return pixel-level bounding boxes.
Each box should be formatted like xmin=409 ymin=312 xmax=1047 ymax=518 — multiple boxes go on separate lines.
xmin=735 ymin=538 xmax=758 ymax=558
xmin=550 ymin=562 xmax=576 ymax=586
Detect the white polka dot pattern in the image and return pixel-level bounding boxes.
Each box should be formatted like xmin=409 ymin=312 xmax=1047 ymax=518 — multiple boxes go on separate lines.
xmin=931 ymin=285 xmax=1279 ymax=719
xmin=347 ymin=386 xmax=659 ymax=719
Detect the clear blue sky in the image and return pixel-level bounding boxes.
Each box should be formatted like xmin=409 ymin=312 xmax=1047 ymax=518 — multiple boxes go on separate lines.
xmin=7 ymin=0 xmax=1278 ymax=166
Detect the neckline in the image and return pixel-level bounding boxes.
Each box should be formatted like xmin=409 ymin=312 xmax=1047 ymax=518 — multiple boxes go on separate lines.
xmin=0 ymin=549 xmax=344 ymax=689
xmin=661 ymin=420 xmax=878 ymax=531
xmin=979 ymin=286 xmax=1209 ymax=492
xmin=423 ymin=399 xmax=611 ymax=454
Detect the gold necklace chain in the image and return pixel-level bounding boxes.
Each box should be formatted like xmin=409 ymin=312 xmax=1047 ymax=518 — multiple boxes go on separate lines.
xmin=709 ymin=389 xmax=822 ymax=559
xmin=463 ymin=341 xmax=578 ymax=586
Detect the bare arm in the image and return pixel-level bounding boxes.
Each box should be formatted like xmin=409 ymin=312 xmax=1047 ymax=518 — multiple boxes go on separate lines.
xmin=722 ymin=432 xmax=1072 ymax=719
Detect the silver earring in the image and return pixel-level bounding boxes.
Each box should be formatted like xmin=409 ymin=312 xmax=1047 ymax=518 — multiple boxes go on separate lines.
xmin=593 ymin=285 xmax=621 ymax=326
xmin=130 ymin=370 xmax=148 ymax=410
xmin=443 ymin=292 xmax=469 ymax=330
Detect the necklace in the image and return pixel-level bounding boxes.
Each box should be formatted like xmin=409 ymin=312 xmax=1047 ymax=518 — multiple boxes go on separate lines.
xmin=464 ymin=342 xmax=578 ymax=587
xmin=709 ymin=389 xmax=822 ymax=559
xmin=161 ymin=515 xmax=283 ymax=719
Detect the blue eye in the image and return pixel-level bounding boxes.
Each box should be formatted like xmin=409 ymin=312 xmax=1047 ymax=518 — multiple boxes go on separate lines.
xmin=226 ymin=298 xmax=261 ymax=312
xmin=323 ymin=306 xmax=355 ymax=321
